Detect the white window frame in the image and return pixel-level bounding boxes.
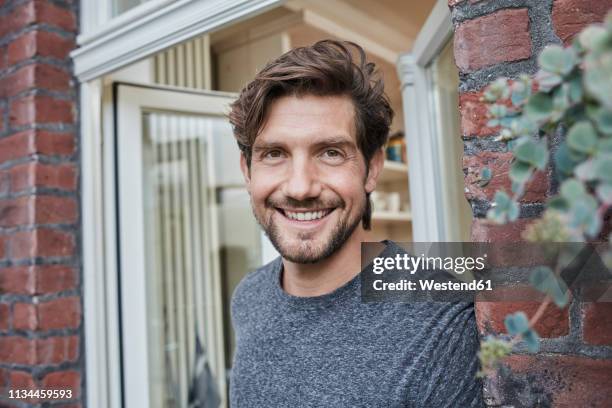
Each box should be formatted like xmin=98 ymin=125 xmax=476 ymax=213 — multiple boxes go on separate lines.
xmin=74 ymin=0 xmax=285 ymax=81
xmin=396 ymin=0 xmax=455 ymax=242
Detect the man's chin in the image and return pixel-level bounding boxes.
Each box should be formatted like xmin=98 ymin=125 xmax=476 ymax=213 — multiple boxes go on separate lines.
xmin=272 ymin=238 xmax=332 ymax=264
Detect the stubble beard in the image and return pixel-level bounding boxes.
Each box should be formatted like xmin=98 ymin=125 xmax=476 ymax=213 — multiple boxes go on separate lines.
xmin=253 ymin=195 xmax=366 ymax=264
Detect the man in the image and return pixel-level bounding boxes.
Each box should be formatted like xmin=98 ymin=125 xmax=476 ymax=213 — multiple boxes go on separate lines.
xmin=228 ymin=40 xmax=483 ymax=407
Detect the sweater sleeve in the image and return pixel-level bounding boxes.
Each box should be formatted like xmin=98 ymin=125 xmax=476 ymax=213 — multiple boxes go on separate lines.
xmin=406 ymin=301 xmax=485 ymax=408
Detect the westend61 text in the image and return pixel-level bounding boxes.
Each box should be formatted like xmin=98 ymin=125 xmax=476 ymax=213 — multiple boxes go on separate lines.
xmin=372 ymin=279 xmax=493 ymax=291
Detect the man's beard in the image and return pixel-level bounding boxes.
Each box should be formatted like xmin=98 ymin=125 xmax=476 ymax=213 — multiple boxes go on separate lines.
xmin=253 ymin=194 xmax=366 ymax=264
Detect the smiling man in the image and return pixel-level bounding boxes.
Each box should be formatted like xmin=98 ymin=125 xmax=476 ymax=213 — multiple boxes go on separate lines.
xmin=228 ymin=40 xmax=483 ymax=407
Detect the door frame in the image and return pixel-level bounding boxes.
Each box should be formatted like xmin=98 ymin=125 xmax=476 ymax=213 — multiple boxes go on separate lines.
xmin=396 ymin=0 xmax=455 ymax=242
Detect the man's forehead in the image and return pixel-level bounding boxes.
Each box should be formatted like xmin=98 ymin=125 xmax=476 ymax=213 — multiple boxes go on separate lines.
xmin=256 ymin=94 xmax=357 ymax=145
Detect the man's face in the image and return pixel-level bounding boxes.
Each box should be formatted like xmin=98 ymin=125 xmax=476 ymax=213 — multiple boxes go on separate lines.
xmin=240 ymin=94 xmax=380 ymax=264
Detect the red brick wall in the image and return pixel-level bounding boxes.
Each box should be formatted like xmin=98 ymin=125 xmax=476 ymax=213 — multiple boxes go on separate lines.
xmin=0 ymin=0 xmax=81 ymax=407
xmin=451 ymin=0 xmax=612 ymax=406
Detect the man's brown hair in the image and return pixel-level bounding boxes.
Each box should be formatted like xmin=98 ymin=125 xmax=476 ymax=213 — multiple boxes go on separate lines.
xmin=228 ymin=39 xmax=394 ymax=229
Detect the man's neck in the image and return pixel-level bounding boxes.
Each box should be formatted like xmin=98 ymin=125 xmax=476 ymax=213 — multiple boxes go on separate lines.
xmin=281 ymin=228 xmax=367 ymax=297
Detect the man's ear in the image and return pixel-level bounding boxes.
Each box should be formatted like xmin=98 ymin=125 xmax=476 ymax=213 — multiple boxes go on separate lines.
xmin=240 ymin=153 xmax=251 ymax=193
xmin=365 ymin=148 xmax=384 ymax=193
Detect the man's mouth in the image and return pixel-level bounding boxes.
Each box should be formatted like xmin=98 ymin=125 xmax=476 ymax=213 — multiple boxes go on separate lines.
xmin=276 ymin=208 xmax=334 ymax=222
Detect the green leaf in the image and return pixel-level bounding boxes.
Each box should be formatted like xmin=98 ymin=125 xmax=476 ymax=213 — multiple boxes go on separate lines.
xmin=479 ymin=167 xmax=492 ymax=187
xmin=548 ymin=278 xmax=569 ymax=308
xmin=484 ymin=78 xmax=510 ymax=102
xmin=596 ymin=183 xmax=612 ymax=204
xmin=529 ymin=266 xmax=555 ymax=291
xmin=574 ymin=159 xmax=596 ymax=181
xmin=525 ymin=93 xmax=554 ymax=122
xmin=567 ymin=121 xmax=598 ymax=154
xmin=568 ymin=75 xmax=583 ymax=103
xmin=588 ymin=106 xmax=612 ymax=136
xmin=505 ymin=312 xmax=530 ymax=336
xmin=584 ymin=52 xmax=612 ymax=110
xmin=547 ymin=196 xmax=568 ymax=211
xmin=599 ymin=138 xmax=612 ymax=153
xmin=487 ymin=191 xmax=520 ymax=223
xmin=539 ymin=45 xmax=576 ymax=75
xmin=593 ymin=153 xmax=612 ymax=183
xmin=560 ymin=179 xmax=587 ymax=202
xmin=579 ymin=26 xmax=611 ymax=52
xmin=554 ymin=143 xmax=580 ymax=178
xmin=529 ymin=265 xmax=569 ymax=308
xmin=535 ymin=70 xmax=563 ymax=92
xmin=514 ymin=138 xmax=548 ymax=170
xmin=489 ymin=104 xmax=508 ymax=118
xmin=523 ymin=328 xmax=540 ymax=353
xmin=511 ymin=80 xmax=532 ymax=106
xmin=509 ymin=160 xmax=532 ymax=183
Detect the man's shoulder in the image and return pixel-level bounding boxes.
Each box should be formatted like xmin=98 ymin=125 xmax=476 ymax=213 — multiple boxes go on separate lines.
xmin=231 ymin=257 xmax=280 ymax=307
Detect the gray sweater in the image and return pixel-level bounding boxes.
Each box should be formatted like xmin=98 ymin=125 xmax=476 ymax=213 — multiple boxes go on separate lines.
xmin=230 ymin=241 xmax=484 ymax=407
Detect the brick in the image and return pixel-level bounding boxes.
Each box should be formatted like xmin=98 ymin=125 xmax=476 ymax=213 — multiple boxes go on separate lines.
xmin=454 ymin=9 xmax=532 ymax=72
xmin=0 ymin=195 xmax=75 ymax=227
xmin=0 ymin=1 xmax=76 ymax=39
xmin=0 ymin=336 xmax=36 ymax=365
xmin=41 ymin=370 xmax=80 ymax=398
xmin=471 ymin=217 xmax=534 ymax=242
xmin=35 ymin=335 xmax=78 ymax=364
xmin=0 ymin=367 xmax=8 ymax=393
xmin=35 ymin=264 xmax=77 ymax=294
xmin=491 ymin=355 xmax=612 ymax=407
xmin=7 ymin=30 xmax=75 ymax=64
xmin=35 ymin=1 xmax=77 ymax=33
xmin=0 ymin=266 xmax=35 ymax=294
xmin=552 ymin=0 xmax=612 ymax=44
xmin=0 ymin=2 xmax=36 ymax=39
xmin=37 ymin=296 xmax=80 ymax=330
xmin=0 ymin=64 xmax=71 ymax=98
xmin=35 ymin=195 xmax=78 ymax=224
xmin=9 ymin=228 xmax=74 ymax=259
xmin=0 ymin=102 xmax=5 ymax=132
xmin=0 ymin=46 xmax=7 ymax=71
xmin=10 ymin=162 xmax=77 ymax=192
xmin=0 ymin=130 xmax=76 ymax=165
xmin=476 ymin=294 xmax=569 ymax=338
xmin=13 ymin=302 xmax=37 ymax=331
xmin=0 ymin=265 xmax=76 ymax=295
xmin=0 ymin=303 xmax=9 ymax=330
xmin=0 ymin=171 xmax=9 ymax=194
xmin=583 ymin=302 xmax=612 ymax=345
xmin=9 ymin=94 xmax=74 ymax=127
xmin=463 ymin=151 xmax=549 ymax=202
xmin=459 ymin=91 xmax=497 ymax=137
xmin=9 ymin=370 xmax=36 ymax=389
xmin=0 ymin=196 xmax=32 ymax=227
xmin=0 ymin=234 xmax=6 ymax=259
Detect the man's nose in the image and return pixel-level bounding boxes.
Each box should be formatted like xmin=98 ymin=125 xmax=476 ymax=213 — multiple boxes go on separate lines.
xmin=282 ymin=157 xmax=321 ymax=201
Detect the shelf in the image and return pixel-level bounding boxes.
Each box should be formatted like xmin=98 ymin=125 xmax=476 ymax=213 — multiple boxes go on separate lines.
xmin=379 ymin=160 xmax=409 ymax=183
xmin=371 ymin=210 xmax=412 ymax=223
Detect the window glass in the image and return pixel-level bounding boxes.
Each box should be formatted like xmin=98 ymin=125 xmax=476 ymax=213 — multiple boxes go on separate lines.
xmin=141 ymin=110 xmax=260 ymax=406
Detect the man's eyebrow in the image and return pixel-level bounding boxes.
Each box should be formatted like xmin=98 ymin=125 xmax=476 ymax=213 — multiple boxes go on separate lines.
xmin=252 ymin=136 xmax=357 ymax=151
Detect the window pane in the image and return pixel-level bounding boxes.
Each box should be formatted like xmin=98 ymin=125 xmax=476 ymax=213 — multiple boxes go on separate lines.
xmin=142 ymin=110 xmax=260 ymax=407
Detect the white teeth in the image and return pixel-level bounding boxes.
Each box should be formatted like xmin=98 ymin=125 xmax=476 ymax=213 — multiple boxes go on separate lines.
xmin=285 ymin=210 xmax=327 ymax=221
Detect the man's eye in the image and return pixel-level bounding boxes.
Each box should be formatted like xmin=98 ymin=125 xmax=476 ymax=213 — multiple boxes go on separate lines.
xmin=322 ymin=149 xmax=344 ymax=160
xmin=264 ymin=150 xmax=283 ymax=159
